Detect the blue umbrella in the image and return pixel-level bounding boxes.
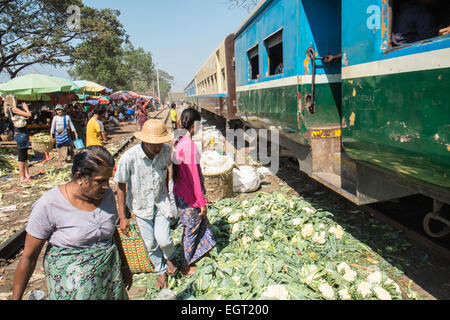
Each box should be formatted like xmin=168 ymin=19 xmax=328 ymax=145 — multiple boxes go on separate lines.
xmin=85 ymin=99 xmax=99 ymax=105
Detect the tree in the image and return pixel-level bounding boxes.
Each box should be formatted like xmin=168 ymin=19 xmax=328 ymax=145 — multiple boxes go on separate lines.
xmin=70 ymin=39 xmax=174 ymax=99
xmin=227 ymin=0 xmax=259 ymax=12
xmin=68 ymin=16 xmax=128 ymax=90
xmin=0 ymin=0 xmax=126 ymax=78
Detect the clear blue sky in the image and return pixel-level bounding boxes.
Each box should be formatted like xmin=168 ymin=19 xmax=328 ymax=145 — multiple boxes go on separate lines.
xmin=0 ymin=0 xmax=250 ymax=92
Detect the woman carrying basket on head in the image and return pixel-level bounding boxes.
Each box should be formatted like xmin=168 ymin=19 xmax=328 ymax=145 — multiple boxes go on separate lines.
xmin=50 ymin=104 xmax=78 ymax=164
xmin=11 ymin=146 xmax=132 ymax=300
xmin=173 ymin=108 xmax=216 ymax=276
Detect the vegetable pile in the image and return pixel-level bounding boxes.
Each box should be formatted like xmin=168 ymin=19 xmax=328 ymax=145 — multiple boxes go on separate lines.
xmin=136 ymin=192 xmax=420 ymax=300
xmin=30 ymin=132 xmax=53 ymax=143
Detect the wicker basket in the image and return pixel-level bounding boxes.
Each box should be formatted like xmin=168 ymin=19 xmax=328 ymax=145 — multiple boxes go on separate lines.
xmin=0 ymin=134 xmax=12 ymax=142
xmin=31 ymin=139 xmax=55 ymax=154
xmin=117 ymin=222 xmax=154 ymax=274
xmin=203 ymin=165 xmax=234 ymax=203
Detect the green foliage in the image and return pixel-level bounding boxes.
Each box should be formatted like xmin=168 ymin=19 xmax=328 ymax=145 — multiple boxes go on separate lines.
xmin=138 ymin=192 xmax=422 ymax=300
xmin=0 ymin=0 xmax=126 ymax=78
xmin=70 ymin=39 xmax=174 ymax=99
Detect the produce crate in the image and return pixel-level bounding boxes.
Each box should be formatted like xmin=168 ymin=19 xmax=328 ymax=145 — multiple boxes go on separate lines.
xmin=0 ymin=134 xmax=12 ymax=142
xmin=203 ymin=166 xmax=234 ymax=203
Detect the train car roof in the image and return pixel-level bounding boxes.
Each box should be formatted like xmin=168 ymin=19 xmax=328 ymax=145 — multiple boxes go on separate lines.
xmin=234 ymin=0 xmax=271 ymax=39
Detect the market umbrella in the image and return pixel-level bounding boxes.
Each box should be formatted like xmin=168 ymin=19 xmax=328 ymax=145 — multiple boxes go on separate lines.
xmin=85 ymin=99 xmax=99 ymax=105
xmin=97 ymin=98 xmax=109 ymax=104
xmin=111 ymin=91 xmax=130 ymax=101
xmin=0 ymin=73 xmax=73 ymax=101
xmin=73 ymin=80 xmax=107 ymax=93
xmin=102 ymin=87 xmax=113 ymax=94
xmin=76 ymin=93 xmax=90 ymax=100
xmin=123 ymin=90 xmax=140 ymax=98
xmin=53 ymin=77 xmax=80 ymax=93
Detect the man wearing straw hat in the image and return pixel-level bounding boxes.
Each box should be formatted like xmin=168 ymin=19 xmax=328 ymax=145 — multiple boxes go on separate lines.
xmin=114 ymin=119 xmax=178 ymax=289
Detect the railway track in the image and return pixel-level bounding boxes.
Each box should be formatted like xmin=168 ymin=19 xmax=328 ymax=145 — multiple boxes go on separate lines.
xmin=0 ymin=108 xmax=169 ymax=262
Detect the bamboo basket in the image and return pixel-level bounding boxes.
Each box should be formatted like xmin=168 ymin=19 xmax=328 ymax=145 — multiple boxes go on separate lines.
xmin=203 ymin=165 xmax=234 ymax=203
xmin=0 ymin=134 xmax=12 ymax=142
xmin=31 ymin=139 xmax=55 ymax=154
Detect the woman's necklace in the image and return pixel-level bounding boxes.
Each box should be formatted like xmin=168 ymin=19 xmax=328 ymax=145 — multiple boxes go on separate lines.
xmin=64 ymin=183 xmax=74 ymax=206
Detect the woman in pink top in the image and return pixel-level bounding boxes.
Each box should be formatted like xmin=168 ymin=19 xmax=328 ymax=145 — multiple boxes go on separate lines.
xmin=173 ymin=108 xmax=216 ymax=276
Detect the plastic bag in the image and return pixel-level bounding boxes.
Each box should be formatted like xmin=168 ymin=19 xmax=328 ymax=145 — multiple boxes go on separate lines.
xmin=233 ymin=166 xmax=260 ymax=193
xmin=74 ymin=138 xmax=85 ymax=150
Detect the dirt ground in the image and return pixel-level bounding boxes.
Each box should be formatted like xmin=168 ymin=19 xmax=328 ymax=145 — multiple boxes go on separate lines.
xmin=0 ymin=121 xmax=140 ymax=300
xmin=1 ymin=109 xmax=449 ymax=300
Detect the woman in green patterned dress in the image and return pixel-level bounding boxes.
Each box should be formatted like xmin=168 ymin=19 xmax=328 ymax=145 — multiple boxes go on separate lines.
xmin=11 ymin=146 xmax=133 ymax=300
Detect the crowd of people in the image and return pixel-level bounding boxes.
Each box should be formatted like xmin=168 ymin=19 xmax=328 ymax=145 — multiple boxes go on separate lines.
xmin=1 ymin=94 xmax=158 ymax=181
xmin=4 ymin=96 xmax=211 ymax=300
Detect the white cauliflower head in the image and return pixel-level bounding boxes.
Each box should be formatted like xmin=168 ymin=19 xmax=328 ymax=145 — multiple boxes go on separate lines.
xmin=357 ymin=281 xmax=372 ymax=298
xmin=231 ymin=223 xmax=240 ymax=234
xmin=367 ymin=271 xmax=382 ymax=284
xmin=328 ymin=225 xmax=344 ymax=240
xmin=261 ymin=285 xmax=290 ymax=300
xmin=312 ymin=231 xmax=326 ymax=245
xmin=228 ymin=212 xmax=242 ymax=224
xmin=221 ymin=207 xmax=233 ymax=215
xmin=253 ymin=226 xmax=263 ymax=239
xmin=337 ymin=262 xmax=351 ymax=274
xmin=373 ymin=287 xmax=392 ymax=300
xmin=292 ymin=218 xmax=302 ymax=226
xmin=302 ymin=207 xmax=315 ymax=214
xmin=248 ymin=206 xmax=259 ymax=217
xmin=241 ymin=236 xmax=252 ymax=248
xmin=319 ymin=283 xmax=335 ymax=299
xmin=301 ymin=224 xmax=314 ymax=238
xmin=338 ymin=287 xmax=352 ymax=300
xmin=342 ymin=269 xmax=357 ymax=282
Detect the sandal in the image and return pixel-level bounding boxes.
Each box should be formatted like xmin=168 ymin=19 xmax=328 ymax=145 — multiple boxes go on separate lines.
xmin=180 ymin=265 xmax=196 ymax=277
xmin=166 ymin=262 xmax=178 ymax=276
xmin=20 ymin=177 xmax=33 ymax=184
xmin=155 ymin=274 xmax=168 ymax=289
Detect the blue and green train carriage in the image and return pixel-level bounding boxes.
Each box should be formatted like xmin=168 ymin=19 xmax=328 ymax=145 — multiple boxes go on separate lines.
xmin=186 ymin=0 xmax=450 ymax=237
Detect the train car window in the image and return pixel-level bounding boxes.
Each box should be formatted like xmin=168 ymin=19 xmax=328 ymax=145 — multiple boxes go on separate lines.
xmin=265 ymin=30 xmax=283 ymax=76
xmin=222 ymin=68 xmax=227 ymax=91
xmin=247 ymin=45 xmax=259 ymax=80
xmin=391 ymin=0 xmax=450 ymax=47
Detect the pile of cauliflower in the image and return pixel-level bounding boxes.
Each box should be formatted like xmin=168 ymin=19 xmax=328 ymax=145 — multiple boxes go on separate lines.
xmin=153 ymin=192 xmax=417 ymax=301
xmin=214 ymin=192 xmax=407 ymax=300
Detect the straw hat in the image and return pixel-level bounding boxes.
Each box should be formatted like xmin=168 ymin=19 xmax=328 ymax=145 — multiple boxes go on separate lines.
xmin=134 ymin=119 xmax=173 ymax=144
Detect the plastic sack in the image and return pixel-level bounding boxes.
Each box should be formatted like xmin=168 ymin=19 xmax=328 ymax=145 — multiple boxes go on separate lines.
xmin=201 ymin=150 xmax=234 ymax=175
xmin=73 ymin=138 xmax=85 ymax=150
xmin=257 ymin=167 xmax=273 ymax=179
xmin=233 ymin=165 xmax=261 ymax=193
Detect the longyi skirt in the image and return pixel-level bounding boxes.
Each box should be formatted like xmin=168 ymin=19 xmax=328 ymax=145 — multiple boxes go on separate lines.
xmin=175 ymin=195 xmax=216 ymax=266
